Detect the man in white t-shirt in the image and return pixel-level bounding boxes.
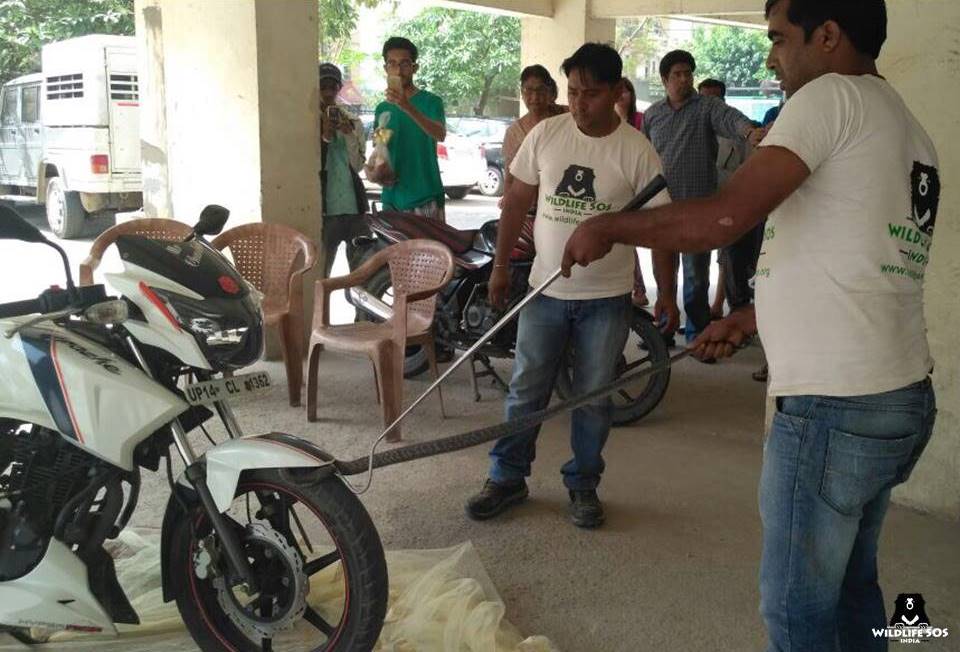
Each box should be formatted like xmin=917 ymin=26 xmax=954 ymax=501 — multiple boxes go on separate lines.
xmin=465 ymin=43 xmax=670 ymax=529
xmin=562 ymin=1 xmax=939 ymax=649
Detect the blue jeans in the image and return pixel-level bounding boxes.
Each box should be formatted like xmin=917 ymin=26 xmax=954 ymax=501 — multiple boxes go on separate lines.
xmin=488 ymin=293 xmax=630 ymax=491
xmin=760 ymin=379 xmax=936 ymax=652
xmin=681 ymin=251 xmax=711 ymax=342
xmin=719 ymin=221 xmax=764 ymax=310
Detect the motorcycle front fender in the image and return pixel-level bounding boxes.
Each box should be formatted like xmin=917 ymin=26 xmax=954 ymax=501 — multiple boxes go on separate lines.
xmin=204 ymin=433 xmax=336 ymax=512
xmin=159 ymin=433 xmax=337 ymax=602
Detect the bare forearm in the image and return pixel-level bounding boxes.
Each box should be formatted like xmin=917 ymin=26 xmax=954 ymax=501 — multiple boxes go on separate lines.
xmin=562 ymin=146 xmax=810 ymax=276
xmin=730 ymin=304 xmax=758 ymax=335
xmin=406 ymin=106 xmax=445 ymax=141
xmin=600 ymin=146 xmax=808 ymax=252
xmin=598 ymin=191 xmax=754 ymax=253
xmin=651 ymin=249 xmax=678 ymax=299
xmin=494 ymin=204 xmax=526 ymax=265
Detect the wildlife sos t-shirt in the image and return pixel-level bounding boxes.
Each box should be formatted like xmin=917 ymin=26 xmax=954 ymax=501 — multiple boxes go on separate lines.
xmin=756 ymin=73 xmax=940 ymax=397
xmin=510 ymin=113 xmax=669 ymax=300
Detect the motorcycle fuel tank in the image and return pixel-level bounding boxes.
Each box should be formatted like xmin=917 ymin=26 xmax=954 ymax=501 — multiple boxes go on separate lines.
xmin=0 ymin=321 xmax=188 ymax=470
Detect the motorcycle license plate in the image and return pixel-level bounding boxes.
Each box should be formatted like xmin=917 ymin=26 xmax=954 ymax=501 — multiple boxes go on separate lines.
xmin=183 ymin=372 xmax=271 ymax=406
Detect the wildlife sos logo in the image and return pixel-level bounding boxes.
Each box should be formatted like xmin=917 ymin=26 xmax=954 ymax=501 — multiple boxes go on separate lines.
xmin=892 ymin=594 xmax=931 ymax=628
xmin=554 ymin=164 xmax=597 ymax=202
xmin=909 ymin=161 xmax=939 ymax=236
xmin=543 ymin=164 xmax=613 ymax=223
xmin=873 ymin=593 xmax=950 ymax=644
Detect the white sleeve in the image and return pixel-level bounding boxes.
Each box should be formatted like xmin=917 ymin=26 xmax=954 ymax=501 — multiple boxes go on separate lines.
xmin=508 ymin=120 xmax=543 ymax=186
xmin=760 ymin=74 xmax=858 ymax=174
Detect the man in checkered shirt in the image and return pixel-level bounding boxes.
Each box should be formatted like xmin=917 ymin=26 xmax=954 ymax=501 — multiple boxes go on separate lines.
xmin=643 ymin=50 xmax=763 ymax=351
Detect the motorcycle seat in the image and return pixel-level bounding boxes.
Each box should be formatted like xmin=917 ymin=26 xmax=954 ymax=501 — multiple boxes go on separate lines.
xmin=367 ymin=211 xmax=476 ymax=255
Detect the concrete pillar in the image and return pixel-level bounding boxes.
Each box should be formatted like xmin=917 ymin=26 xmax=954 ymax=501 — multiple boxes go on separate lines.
xmin=881 ymin=0 xmax=960 ymax=520
xmin=520 ymin=0 xmax=616 ymax=104
xmin=135 ymin=0 xmax=320 ymax=359
xmin=134 ymin=0 xmax=320 ymax=240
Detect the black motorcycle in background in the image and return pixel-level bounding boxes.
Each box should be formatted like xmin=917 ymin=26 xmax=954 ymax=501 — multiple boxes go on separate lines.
xmin=347 ymin=211 xmax=671 ymax=426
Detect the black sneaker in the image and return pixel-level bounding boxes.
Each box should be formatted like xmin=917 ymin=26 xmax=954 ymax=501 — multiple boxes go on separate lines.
xmin=465 ymin=479 xmax=529 ymax=521
xmin=568 ymin=489 xmax=605 ymax=529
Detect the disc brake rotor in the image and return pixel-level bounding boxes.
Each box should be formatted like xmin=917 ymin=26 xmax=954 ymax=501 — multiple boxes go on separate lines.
xmin=209 ymin=522 xmax=310 ymax=640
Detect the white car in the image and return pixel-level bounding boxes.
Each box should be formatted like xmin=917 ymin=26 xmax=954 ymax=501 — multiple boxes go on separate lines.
xmin=359 ymin=112 xmax=486 ymax=200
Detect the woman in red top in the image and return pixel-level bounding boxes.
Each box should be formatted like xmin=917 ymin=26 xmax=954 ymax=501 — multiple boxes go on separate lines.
xmin=616 ymin=77 xmax=644 ymax=130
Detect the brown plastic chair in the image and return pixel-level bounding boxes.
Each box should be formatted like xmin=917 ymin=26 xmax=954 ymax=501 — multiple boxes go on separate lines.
xmin=79 ymin=218 xmax=194 ymax=286
xmin=212 ymin=223 xmax=318 ymax=407
xmin=306 ymin=239 xmax=454 ymax=442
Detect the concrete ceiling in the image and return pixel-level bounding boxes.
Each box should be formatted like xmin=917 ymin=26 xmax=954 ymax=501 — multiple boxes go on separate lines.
xmin=439 ymin=0 xmax=766 ymax=20
xmin=435 ymin=0 xmax=553 ymax=18
xmin=593 ymin=0 xmax=764 ymax=18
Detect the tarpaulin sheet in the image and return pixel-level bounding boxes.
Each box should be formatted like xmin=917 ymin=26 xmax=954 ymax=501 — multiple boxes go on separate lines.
xmin=0 ymin=530 xmax=557 ymax=652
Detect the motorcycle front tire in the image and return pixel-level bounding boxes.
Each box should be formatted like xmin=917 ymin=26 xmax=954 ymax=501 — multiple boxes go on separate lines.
xmin=167 ymin=470 xmax=388 ymax=652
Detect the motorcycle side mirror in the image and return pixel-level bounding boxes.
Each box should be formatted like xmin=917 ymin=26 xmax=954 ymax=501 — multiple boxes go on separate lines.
xmin=0 ymin=204 xmax=77 ymax=298
xmin=194 ymin=205 xmax=230 ymax=237
xmin=0 ymin=204 xmax=48 ymax=244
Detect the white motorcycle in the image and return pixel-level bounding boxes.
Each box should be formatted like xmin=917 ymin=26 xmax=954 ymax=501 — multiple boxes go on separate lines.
xmin=0 ymin=205 xmax=387 ymax=651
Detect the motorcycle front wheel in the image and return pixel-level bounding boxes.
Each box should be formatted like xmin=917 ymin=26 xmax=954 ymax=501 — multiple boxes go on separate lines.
xmin=556 ymin=307 xmax=671 ymax=426
xmin=168 ymin=470 xmax=388 ymax=652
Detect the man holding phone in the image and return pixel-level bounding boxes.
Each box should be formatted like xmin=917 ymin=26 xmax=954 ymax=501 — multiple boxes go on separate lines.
xmin=319 ymin=63 xmax=369 ymax=276
xmin=374 ymin=36 xmax=446 ymax=222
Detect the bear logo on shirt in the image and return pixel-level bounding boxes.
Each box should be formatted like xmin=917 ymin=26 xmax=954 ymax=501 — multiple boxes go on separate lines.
xmin=910 ymin=161 xmax=939 ymax=236
xmin=554 ymin=165 xmax=597 ymax=202
xmin=889 ymin=594 xmax=931 ymax=628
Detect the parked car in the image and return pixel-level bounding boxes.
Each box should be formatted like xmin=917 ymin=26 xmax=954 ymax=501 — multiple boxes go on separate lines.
xmin=359 ymin=111 xmax=486 ymax=201
xmin=446 ymin=116 xmax=510 ymax=197
xmin=0 ymin=35 xmax=142 ymax=238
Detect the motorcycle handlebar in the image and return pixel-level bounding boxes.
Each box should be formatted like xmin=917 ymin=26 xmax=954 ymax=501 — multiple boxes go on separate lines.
xmin=0 ymin=297 xmax=48 ymax=319
xmin=0 ymin=285 xmax=108 ymax=320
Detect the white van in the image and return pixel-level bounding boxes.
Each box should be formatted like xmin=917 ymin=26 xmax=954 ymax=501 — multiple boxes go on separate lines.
xmin=0 ymin=35 xmax=141 ymax=238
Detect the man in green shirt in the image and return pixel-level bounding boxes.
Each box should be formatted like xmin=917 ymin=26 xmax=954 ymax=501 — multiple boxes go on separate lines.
xmin=319 ymin=63 xmax=368 ymax=276
xmin=374 ymin=36 xmax=446 ymax=221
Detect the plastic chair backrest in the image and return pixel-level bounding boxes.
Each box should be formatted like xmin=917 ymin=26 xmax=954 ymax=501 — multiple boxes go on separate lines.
xmin=211 ymin=223 xmax=317 ymax=307
xmin=80 ymin=218 xmax=194 ymax=285
xmin=385 ymin=239 xmax=454 ymax=330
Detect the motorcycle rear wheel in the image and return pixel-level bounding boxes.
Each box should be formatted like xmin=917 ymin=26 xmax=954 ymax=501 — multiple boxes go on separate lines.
xmin=556 ymin=308 xmax=671 ymax=426
xmin=358 ymin=268 xmax=431 ymax=378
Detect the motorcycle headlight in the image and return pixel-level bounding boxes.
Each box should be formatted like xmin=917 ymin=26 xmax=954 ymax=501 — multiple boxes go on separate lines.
xmin=152 ymin=289 xmax=264 ymax=370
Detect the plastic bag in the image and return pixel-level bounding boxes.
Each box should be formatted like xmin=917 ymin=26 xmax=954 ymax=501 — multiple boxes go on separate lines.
xmin=365 ymin=112 xmax=397 ymax=187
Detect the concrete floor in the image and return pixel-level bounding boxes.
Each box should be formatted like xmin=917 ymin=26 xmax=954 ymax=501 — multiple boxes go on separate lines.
xmin=122 ymin=342 xmax=960 ymax=651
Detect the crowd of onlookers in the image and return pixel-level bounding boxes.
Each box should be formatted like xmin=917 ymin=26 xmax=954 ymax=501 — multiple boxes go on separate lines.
xmin=315 ymin=2 xmax=943 ymax=647
xmin=316 ymin=36 xmax=780 ymax=370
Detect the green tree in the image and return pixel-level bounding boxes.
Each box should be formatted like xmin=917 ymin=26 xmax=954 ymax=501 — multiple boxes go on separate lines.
xmin=617 ymin=17 xmax=667 ymax=101
xmin=0 ymin=0 xmax=133 ymax=84
xmin=686 ymin=25 xmax=771 ymax=89
xmin=394 ymin=8 xmax=520 ymax=116
xmin=617 ymin=17 xmax=664 ymax=79
xmin=318 ymin=0 xmax=384 ymax=63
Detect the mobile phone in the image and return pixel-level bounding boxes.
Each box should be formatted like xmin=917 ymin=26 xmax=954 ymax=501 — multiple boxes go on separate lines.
xmin=326 ymin=105 xmax=343 ymax=127
xmin=387 ymin=74 xmax=402 ymax=93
